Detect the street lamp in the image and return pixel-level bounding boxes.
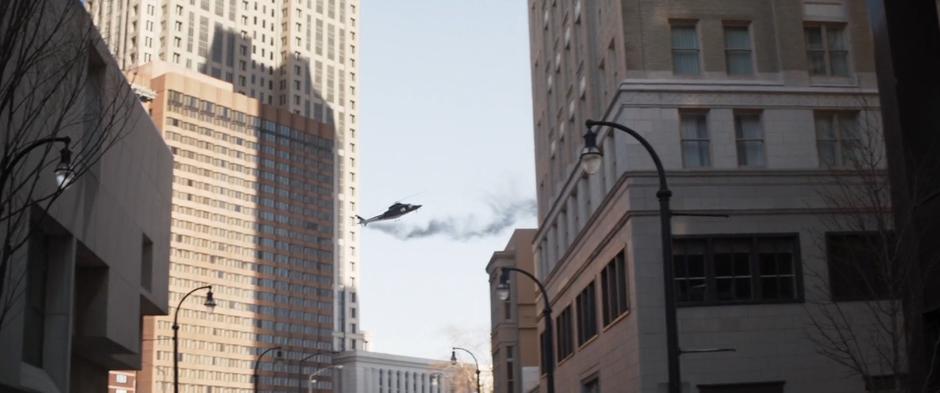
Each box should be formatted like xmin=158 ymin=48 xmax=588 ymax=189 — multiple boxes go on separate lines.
xmin=450 ymin=347 xmax=481 ymax=393
xmin=0 ymin=136 xmax=73 ymax=198
xmin=308 ymin=364 xmax=343 ymax=393
xmin=498 ymin=267 xmax=554 ymax=393
xmin=580 ymin=119 xmax=681 ymax=393
xmin=172 ymin=285 xmax=216 ymax=393
xmin=297 ymin=350 xmax=339 ymax=393
xmin=253 ymin=346 xmax=284 ymax=393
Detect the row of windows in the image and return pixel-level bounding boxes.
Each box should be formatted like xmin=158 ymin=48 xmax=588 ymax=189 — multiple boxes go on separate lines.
xmin=173 ymin=175 xmax=256 ymax=205
xmin=170 ymin=266 xmax=331 ymax=300
xmin=670 ymin=22 xmax=850 ymax=77
xmin=156 ymin=318 xmax=332 ymax=341
xmin=166 ymin=91 xmax=335 ymax=152
xmin=550 ymin=251 xmax=630 ymax=363
xmin=543 ymin=232 xmax=892 ymax=368
xmin=680 ymin=111 xmax=863 ymax=169
xmin=169 ymin=262 xmax=332 ymax=300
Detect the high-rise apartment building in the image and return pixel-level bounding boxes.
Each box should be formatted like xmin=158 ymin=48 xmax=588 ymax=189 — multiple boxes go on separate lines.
xmin=526 ymin=1 xmax=888 ymax=392
xmin=131 ymin=62 xmax=336 ymax=393
xmin=87 ymin=0 xmax=365 ymax=351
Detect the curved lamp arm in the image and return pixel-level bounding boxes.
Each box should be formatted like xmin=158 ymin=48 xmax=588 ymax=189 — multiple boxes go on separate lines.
xmin=584 ymin=119 xmax=671 ymax=198
xmin=451 ymin=347 xmax=479 ymax=370
xmin=172 ymin=285 xmax=212 ymax=329
xmin=500 ymin=267 xmax=552 ymax=315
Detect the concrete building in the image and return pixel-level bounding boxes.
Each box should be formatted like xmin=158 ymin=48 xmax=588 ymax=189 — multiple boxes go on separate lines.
xmin=129 ymin=61 xmax=336 ymax=393
xmin=525 ymin=0 xmax=886 ymax=392
xmin=0 ymin=1 xmax=173 ymax=392
xmin=486 ymin=230 xmax=540 ymax=393
xmin=86 ymin=0 xmax=366 ymax=352
xmin=334 ymin=351 xmax=467 ymax=393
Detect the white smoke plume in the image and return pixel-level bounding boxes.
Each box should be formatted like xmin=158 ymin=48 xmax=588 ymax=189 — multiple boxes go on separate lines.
xmin=369 ymin=197 xmax=536 ymax=241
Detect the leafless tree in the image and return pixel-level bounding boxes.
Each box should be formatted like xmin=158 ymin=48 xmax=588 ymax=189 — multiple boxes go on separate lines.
xmin=0 ymin=0 xmax=140 ymax=330
xmin=804 ymin=96 xmax=940 ymax=393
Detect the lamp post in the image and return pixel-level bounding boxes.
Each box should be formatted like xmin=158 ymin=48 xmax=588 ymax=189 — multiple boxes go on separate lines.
xmin=580 ymin=119 xmax=680 ymax=393
xmin=308 ymin=364 xmax=343 ymax=393
xmin=253 ymin=346 xmax=284 ymax=393
xmin=450 ymin=347 xmax=481 ymax=393
xmin=0 ymin=136 xmax=74 ymax=194
xmin=497 ymin=267 xmax=554 ymax=393
xmin=297 ymin=350 xmax=338 ymax=393
xmin=172 ymin=285 xmax=216 ymax=393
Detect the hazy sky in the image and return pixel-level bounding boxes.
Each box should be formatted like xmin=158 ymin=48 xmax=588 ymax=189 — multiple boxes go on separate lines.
xmin=357 ymin=0 xmax=536 ymax=364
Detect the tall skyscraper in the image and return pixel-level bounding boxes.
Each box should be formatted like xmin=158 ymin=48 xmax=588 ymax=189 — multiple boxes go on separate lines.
xmin=525 ymin=1 xmax=887 ymax=392
xmin=87 ymin=0 xmax=365 ymax=353
xmin=132 ymin=62 xmax=336 ymax=393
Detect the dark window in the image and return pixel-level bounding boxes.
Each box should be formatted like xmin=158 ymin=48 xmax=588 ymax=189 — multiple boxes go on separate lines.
xmin=600 ymin=250 xmax=629 ymax=325
xmin=699 ymin=381 xmax=784 ymax=393
xmin=576 ymin=281 xmax=598 ymax=345
xmin=582 ymin=378 xmax=600 ymax=393
xmin=506 ymin=345 xmax=515 ymax=393
xmin=24 ymin=231 xmax=51 ymax=367
xmin=827 ymin=232 xmax=893 ymax=301
xmin=504 ymin=297 xmax=512 ymax=320
xmin=673 ymin=235 xmax=801 ymax=306
xmin=556 ymin=305 xmax=574 ymax=360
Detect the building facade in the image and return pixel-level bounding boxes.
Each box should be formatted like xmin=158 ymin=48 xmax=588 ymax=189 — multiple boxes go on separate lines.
xmin=86 ymin=0 xmax=366 ymax=352
xmin=0 ymin=2 xmax=173 ymax=392
xmin=334 ymin=351 xmax=466 ymax=393
xmin=486 ymin=230 xmax=540 ymax=393
xmin=527 ymin=0 xmax=887 ymax=392
xmin=130 ymin=62 xmax=336 ymax=393
xmin=108 ymin=372 xmax=138 ymax=393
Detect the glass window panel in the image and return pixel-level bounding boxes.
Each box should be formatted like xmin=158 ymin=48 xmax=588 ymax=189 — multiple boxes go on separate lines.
xmin=672 ymin=26 xmax=699 ymax=49
xmin=737 ymin=141 xmax=766 ymax=166
xmin=673 ymin=52 xmax=701 ymax=75
xmin=827 ymin=27 xmax=847 ymax=50
xmin=830 ymin=52 xmax=849 ymax=76
xmin=735 ymin=278 xmax=752 ymax=299
xmin=805 ymin=27 xmax=823 ymax=49
xmin=727 ymin=52 xmax=753 ymax=75
xmin=724 ymin=27 xmax=751 ymax=49
xmin=716 ymin=278 xmax=733 ymax=300
xmin=807 ymin=52 xmax=827 ymax=75
xmin=815 ymin=116 xmax=835 ymax=139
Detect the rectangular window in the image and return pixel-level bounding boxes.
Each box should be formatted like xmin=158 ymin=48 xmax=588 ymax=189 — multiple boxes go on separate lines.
xmin=805 ymin=24 xmax=850 ymax=76
xmin=735 ymin=111 xmax=765 ymax=167
xmin=826 ymin=232 xmax=893 ymax=301
xmin=680 ymin=111 xmax=710 ymax=168
xmin=724 ymin=25 xmax=754 ymax=75
xmin=506 ymin=345 xmax=515 ymax=393
xmin=576 ymin=281 xmax=598 ymax=345
xmin=556 ymin=305 xmax=574 ymax=360
xmin=815 ymin=111 xmax=860 ymax=167
xmin=582 ymin=378 xmax=600 ymax=393
xmin=673 ymin=235 xmax=801 ymax=306
xmin=504 ymin=297 xmax=512 ymax=320
xmin=600 ymin=250 xmax=629 ymax=325
xmin=671 ymin=23 xmax=701 ymax=75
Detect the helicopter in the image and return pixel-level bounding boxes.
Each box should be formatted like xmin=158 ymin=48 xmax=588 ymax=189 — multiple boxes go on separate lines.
xmin=356 ymin=202 xmax=422 ymax=226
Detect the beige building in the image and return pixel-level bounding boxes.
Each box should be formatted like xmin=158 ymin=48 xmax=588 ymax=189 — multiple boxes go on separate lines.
xmin=86 ymin=0 xmax=365 ymax=351
xmin=526 ymin=0 xmax=886 ymax=392
xmin=128 ymin=62 xmax=336 ymax=393
xmin=486 ymin=230 xmax=540 ymax=393
xmin=0 ymin=1 xmax=173 ymax=392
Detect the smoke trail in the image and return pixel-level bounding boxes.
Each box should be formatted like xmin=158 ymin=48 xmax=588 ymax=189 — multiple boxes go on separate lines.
xmin=370 ymin=198 xmax=536 ymax=241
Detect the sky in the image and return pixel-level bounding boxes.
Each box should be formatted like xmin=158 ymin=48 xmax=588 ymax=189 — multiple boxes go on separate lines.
xmin=357 ymin=0 xmax=536 ymax=364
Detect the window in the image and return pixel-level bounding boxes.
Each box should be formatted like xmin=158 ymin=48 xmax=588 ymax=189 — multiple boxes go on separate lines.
xmin=671 ymin=23 xmax=701 ymax=75
xmin=556 ymin=305 xmax=574 ymax=360
xmin=735 ymin=112 xmax=765 ymax=167
xmin=699 ymin=381 xmax=784 ymax=393
xmin=582 ymin=378 xmax=600 ymax=393
xmin=116 ymin=374 xmax=128 ymax=383
xmin=504 ymin=296 xmax=512 ymax=320
xmin=576 ymin=281 xmax=598 ymax=345
xmin=506 ymin=345 xmax=515 ymax=393
xmin=815 ymin=111 xmax=860 ymax=167
xmin=673 ymin=235 xmax=801 ymax=305
xmin=827 ymin=232 xmax=893 ymax=301
xmin=805 ymin=24 xmax=850 ymax=76
xmin=600 ymin=251 xmax=629 ymax=325
xmin=680 ymin=111 xmax=710 ymax=168
xmin=724 ymin=25 xmax=753 ymax=75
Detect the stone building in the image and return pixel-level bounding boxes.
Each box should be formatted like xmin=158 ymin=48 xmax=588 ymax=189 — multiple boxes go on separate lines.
xmin=525 ymin=0 xmax=887 ymax=392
